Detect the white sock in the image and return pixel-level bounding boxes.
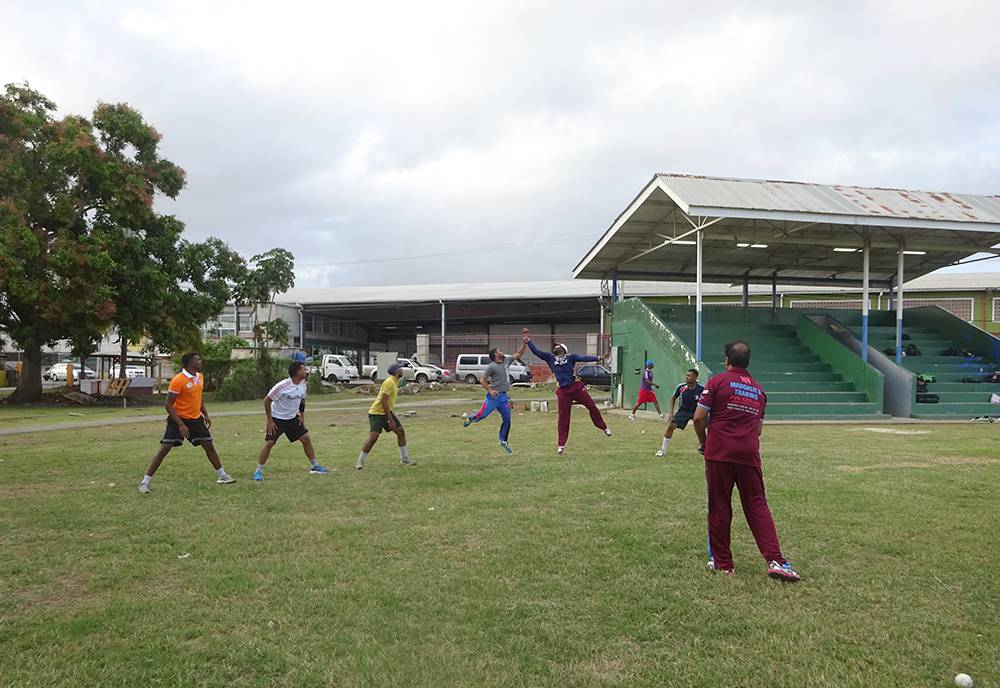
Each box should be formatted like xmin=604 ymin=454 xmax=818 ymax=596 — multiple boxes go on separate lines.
xmin=661 ymin=438 xmax=671 ymax=453
xmin=216 ymin=467 xmax=227 ymax=478
xmin=141 ymin=475 xmax=152 ymax=485
xmin=358 ymin=451 xmax=368 ymax=463
xmin=399 ymin=445 xmax=409 ymax=459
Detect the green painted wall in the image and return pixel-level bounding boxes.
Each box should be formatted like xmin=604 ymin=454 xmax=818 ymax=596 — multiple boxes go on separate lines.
xmin=611 ymin=299 xmax=711 ymax=408
xmin=796 ymin=315 xmax=884 ymax=405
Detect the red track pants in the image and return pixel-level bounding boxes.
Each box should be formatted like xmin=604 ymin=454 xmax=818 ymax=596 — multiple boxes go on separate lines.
xmin=705 ymin=459 xmax=786 ymax=571
xmin=555 ymin=381 xmax=607 ymax=447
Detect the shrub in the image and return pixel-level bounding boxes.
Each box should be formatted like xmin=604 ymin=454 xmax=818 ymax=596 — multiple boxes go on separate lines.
xmin=216 ymin=355 xmax=288 ymax=401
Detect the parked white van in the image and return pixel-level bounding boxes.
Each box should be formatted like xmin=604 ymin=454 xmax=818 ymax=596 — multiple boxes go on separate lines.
xmin=454 ymin=353 xmax=532 ymax=385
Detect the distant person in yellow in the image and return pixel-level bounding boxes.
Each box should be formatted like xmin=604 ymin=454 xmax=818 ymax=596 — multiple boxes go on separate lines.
xmin=356 ymin=362 xmax=415 ymax=469
xmin=138 ymin=352 xmax=235 ymax=493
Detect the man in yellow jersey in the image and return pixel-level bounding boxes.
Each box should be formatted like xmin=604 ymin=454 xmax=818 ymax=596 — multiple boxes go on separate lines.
xmin=138 ymin=352 xmax=235 ymax=493
xmin=356 ymin=362 xmax=415 ymax=469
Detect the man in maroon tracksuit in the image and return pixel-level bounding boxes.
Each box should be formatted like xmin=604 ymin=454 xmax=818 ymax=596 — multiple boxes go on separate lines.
xmin=693 ymin=340 xmax=800 ymax=582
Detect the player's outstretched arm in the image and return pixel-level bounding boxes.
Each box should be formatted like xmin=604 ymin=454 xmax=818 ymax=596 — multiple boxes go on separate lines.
xmin=512 ymin=339 xmax=528 ymax=361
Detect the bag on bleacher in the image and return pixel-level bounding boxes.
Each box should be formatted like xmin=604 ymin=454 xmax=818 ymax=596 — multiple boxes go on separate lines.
xmin=916 ymin=393 xmax=939 ymax=403
xmin=917 ymin=373 xmax=937 ymax=383
xmin=905 ymin=343 xmax=921 ymax=356
xmin=901 ymin=333 xmax=911 ymax=340
xmin=916 ymin=379 xmax=928 ymax=393
xmin=962 ymin=376 xmax=983 ymax=383
xmin=883 ymin=347 xmax=898 ymax=357
xmin=991 ymin=393 xmax=1000 ymax=405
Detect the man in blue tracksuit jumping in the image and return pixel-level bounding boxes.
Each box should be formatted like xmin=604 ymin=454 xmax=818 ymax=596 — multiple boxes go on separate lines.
xmin=462 ymin=338 xmax=529 ymax=454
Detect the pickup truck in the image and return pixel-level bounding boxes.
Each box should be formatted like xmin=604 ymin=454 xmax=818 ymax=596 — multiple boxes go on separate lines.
xmin=314 ymin=354 xmax=360 ymax=383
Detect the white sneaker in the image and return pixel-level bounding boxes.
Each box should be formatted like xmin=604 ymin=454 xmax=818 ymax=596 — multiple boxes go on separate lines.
xmin=627 ymin=414 xmax=635 ymax=421
xmin=401 ymin=457 xmax=416 ymax=466
xmin=138 ymin=482 xmax=150 ymax=494
xmin=557 ymin=446 xmax=565 ymax=454
xmin=655 ymin=450 xmax=665 ymax=457
xmin=658 ymin=413 xmax=665 ymax=420
xmin=216 ymin=474 xmax=236 ymax=485
xmin=356 ymin=457 xmax=366 ymax=470
xmin=604 ymin=428 xmax=612 ymax=437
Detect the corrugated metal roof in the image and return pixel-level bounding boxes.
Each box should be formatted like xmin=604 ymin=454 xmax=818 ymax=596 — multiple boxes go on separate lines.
xmin=275 ymin=272 xmax=1000 ymax=306
xmin=657 ymin=173 xmax=1000 ymax=224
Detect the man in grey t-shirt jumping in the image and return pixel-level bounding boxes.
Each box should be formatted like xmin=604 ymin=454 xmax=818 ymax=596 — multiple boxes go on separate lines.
xmin=462 ymin=338 xmax=529 ymax=454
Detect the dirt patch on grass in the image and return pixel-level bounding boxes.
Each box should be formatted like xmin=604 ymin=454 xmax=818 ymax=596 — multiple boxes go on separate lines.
xmin=836 ymin=456 xmax=992 ymax=472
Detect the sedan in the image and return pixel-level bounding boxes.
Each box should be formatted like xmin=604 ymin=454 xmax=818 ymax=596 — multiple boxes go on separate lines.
xmin=575 ymin=364 xmax=612 ymax=388
xmin=43 ymin=362 xmax=97 ymax=381
xmin=110 ymin=364 xmax=148 ymax=378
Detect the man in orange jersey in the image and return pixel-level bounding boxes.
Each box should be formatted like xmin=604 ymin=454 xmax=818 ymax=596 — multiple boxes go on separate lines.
xmin=138 ymin=352 xmax=235 ymax=493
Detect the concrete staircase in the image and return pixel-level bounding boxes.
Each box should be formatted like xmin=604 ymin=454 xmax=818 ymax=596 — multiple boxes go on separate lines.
xmin=666 ymin=318 xmax=885 ymax=419
xmin=866 ymin=325 xmax=1000 ymax=418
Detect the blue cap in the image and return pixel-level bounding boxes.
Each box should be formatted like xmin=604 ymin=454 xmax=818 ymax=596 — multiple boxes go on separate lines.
xmin=387 ymin=362 xmax=403 ymax=375
xmin=645 ymin=360 xmax=654 ymax=367
xmin=292 ymin=351 xmax=306 ymax=362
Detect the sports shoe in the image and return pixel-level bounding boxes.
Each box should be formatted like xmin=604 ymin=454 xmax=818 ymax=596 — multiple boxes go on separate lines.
xmin=217 ymin=473 xmax=236 ymax=485
xmin=462 ymin=412 xmax=473 ymax=428
xmin=708 ymin=559 xmax=734 ymax=576
xmin=401 ymin=457 xmax=416 ymax=466
xmin=627 ymin=414 xmax=635 ymax=421
xmin=500 ymin=441 xmax=513 ymax=454
xmin=138 ymin=481 xmax=150 ymax=494
xmin=655 ymin=450 xmax=665 ymax=457
xmin=356 ymin=457 xmax=366 ymax=470
xmin=557 ymin=446 xmax=565 ymax=455
xmin=604 ymin=428 xmax=612 ymax=437
xmin=308 ymin=463 xmax=330 ymax=474
xmin=767 ymin=560 xmax=801 ymax=582
xmin=658 ymin=413 xmax=666 ymax=420
xmin=252 ymin=466 xmax=264 ymax=481
xmin=697 ymin=444 xmax=705 ymax=455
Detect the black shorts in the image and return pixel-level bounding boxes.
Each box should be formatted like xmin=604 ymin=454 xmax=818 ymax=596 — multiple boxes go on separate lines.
xmin=162 ymin=417 xmax=213 ymax=446
xmin=672 ymin=410 xmax=694 ymax=430
xmin=369 ymin=413 xmax=402 ymax=433
xmin=266 ymin=416 xmax=308 ymax=443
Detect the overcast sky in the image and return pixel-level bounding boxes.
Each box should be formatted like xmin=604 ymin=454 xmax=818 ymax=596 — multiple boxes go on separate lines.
xmin=4 ymin=0 xmax=1000 ymax=287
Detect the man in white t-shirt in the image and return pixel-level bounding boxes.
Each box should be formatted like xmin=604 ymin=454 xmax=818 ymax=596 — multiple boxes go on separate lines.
xmin=253 ymin=361 xmax=329 ymax=481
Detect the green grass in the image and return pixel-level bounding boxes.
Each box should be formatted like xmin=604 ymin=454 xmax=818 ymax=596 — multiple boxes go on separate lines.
xmin=1 ymin=405 xmax=997 ymax=687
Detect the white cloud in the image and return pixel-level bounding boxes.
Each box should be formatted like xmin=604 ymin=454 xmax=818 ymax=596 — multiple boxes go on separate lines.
xmin=2 ymin=0 xmax=999 ymax=287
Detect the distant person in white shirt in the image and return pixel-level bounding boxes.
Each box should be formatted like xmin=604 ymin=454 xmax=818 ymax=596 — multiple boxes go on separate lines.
xmin=252 ymin=361 xmax=329 ymax=481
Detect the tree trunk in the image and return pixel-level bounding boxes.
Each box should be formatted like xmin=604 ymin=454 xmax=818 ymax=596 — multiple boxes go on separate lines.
xmin=8 ymin=341 xmax=43 ymax=404
xmin=119 ymin=337 xmax=128 ymax=379
xmin=79 ymin=354 xmax=86 ymax=388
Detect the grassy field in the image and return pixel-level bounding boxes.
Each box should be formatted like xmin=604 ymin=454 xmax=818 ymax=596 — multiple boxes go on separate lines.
xmin=1 ymin=402 xmax=997 ymax=687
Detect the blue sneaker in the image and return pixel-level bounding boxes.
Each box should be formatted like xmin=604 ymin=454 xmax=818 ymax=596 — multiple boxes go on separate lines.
xmin=252 ymin=466 xmax=263 ymax=481
xmin=500 ymin=441 xmax=513 ymax=454
xmin=309 ymin=463 xmax=329 ymax=474
xmin=462 ymin=412 xmax=474 ymax=428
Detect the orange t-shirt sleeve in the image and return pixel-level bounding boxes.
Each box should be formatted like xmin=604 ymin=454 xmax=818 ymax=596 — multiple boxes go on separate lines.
xmin=168 ymin=374 xmax=185 ymax=395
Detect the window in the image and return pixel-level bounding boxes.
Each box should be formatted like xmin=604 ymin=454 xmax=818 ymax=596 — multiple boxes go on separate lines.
xmin=458 ymin=356 xmax=478 ymax=366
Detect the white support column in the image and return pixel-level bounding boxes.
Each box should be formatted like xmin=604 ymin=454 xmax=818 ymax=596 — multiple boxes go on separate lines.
xmin=862 ymin=241 xmax=870 ymax=363
xmin=895 ymin=246 xmax=904 ymax=364
xmin=696 ymin=228 xmax=704 ymax=361
xmin=439 ymin=300 xmax=446 ymax=366
xmin=598 ymin=298 xmax=605 ymax=355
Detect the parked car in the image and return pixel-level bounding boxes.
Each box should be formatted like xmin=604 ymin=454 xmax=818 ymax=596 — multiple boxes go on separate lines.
xmin=396 ymin=358 xmax=442 ymax=383
xmin=454 ymin=353 xmax=532 ymax=385
xmin=313 ymin=354 xmax=359 ymax=383
xmin=109 ymin=364 xmax=147 ymax=379
xmin=575 ymin=364 xmax=612 ymax=388
xmin=415 ymin=362 xmax=453 ymax=383
xmin=362 ymin=364 xmax=378 ymax=380
xmin=43 ymin=362 xmax=97 ymax=381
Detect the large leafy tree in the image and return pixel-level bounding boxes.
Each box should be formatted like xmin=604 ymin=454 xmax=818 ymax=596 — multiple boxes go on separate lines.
xmin=0 ymin=84 xmax=244 ymax=400
xmin=0 ymin=85 xmax=124 ymax=401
